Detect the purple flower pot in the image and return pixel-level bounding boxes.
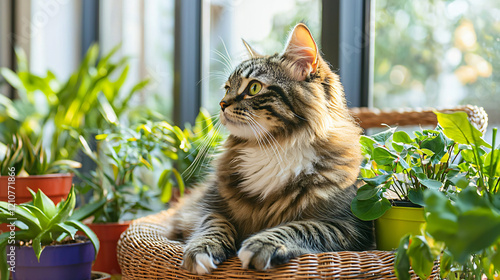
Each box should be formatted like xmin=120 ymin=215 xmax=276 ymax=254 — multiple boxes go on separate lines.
xmin=9 ymin=241 xmax=95 ymax=280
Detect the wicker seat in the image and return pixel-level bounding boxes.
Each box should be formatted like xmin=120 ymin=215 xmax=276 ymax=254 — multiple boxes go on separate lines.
xmin=117 ymin=105 xmax=487 ymax=280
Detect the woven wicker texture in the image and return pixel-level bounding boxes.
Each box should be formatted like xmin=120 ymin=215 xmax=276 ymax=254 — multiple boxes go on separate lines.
xmin=350 ymin=105 xmax=488 ymax=134
xmin=118 ymin=106 xmax=486 ymax=280
xmin=118 ymin=210 xmax=439 ymax=280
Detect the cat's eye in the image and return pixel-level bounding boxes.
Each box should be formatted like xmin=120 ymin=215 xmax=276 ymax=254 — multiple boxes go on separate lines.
xmin=248 ymin=81 xmax=262 ymax=96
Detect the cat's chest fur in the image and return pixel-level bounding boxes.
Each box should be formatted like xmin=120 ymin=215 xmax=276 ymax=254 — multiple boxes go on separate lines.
xmin=235 ymin=143 xmax=317 ymax=199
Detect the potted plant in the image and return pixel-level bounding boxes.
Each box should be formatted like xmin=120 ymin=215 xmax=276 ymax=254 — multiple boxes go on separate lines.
xmin=0 ymin=133 xmax=81 ymax=209
xmin=0 ymin=45 xmax=147 ymax=162
xmin=0 ymin=45 xmax=147 ymax=206
xmin=76 ymin=106 xmax=223 ymax=275
xmin=395 ymin=112 xmax=500 ymax=280
xmin=351 ymin=125 xmax=464 ymax=250
xmin=0 ymin=186 xmax=101 ymax=280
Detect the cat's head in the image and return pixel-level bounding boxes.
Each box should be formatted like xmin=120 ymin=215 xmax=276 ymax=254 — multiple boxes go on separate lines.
xmin=220 ymin=23 xmax=353 ymax=142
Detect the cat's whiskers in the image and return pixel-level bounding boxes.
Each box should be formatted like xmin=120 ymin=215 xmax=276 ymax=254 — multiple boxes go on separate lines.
xmin=246 ymin=115 xmax=285 ymax=167
xmin=246 ymin=113 xmax=285 ymax=156
xmin=219 ymin=38 xmax=233 ymax=66
xmin=245 ymin=118 xmax=268 ymax=158
xmin=182 ymin=120 xmax=223 ymax=181
xmin=213 ymin=49 xmax=234 ymax=73
xmin=246 ymin=117 xmax=276 ymax=161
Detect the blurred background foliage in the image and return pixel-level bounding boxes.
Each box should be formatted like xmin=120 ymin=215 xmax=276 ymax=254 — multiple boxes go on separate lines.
xmin=373 ymin=0 xmax=499 ymax=127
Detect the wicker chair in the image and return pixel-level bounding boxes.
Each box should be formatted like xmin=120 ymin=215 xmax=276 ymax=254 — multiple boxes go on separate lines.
xmin=117 ymin=105 xmax=487 ymax=280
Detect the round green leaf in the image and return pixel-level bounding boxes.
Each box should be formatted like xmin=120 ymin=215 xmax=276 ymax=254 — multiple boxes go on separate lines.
xmin=351 ymin=196 xmax=392 ymax=221
xmin=373 ymin=146 xmax=398 ymax=165
xmin=356 ymin=184 xmax=381 ymax=200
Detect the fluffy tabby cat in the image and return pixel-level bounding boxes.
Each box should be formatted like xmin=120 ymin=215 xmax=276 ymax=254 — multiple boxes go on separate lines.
xmin=165 ymin=23 xmax=374 ymax=275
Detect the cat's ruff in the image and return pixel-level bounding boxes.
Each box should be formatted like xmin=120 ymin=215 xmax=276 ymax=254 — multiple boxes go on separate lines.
xmin=236 ymin=140 xmax=317 ymax=200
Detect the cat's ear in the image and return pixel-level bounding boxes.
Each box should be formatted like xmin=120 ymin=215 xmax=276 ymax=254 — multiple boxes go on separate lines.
xmin=283 ymin=23 xmax=319 ymax=81
xmin=242 ymin=39 xmax=262 ymax=58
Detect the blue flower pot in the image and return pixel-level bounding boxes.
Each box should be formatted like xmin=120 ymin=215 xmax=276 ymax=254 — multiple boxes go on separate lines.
xmin=10 ymin=241 xmax=95 ymax=280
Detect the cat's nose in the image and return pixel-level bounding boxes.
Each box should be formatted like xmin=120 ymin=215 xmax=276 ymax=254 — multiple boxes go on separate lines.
xmin=220 ymin=101 xmax=229 ymax=112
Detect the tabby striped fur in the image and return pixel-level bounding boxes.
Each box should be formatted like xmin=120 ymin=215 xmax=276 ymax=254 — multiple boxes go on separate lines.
xmin=165 ymin=23 xmax=374 ymax=275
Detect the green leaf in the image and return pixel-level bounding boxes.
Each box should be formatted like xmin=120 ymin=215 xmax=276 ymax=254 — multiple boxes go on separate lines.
xmin=371 ymin=127 xmax=397 ymax=145
xmin=64 ymin=220 xmax=100 ymax=258
xmin=421 ymin=133 xmax=445 ymax=155
xmin=172 ymin=168 xmax=185 ymax=197
xmin=454 ymin=187 xmax=490 ymax=213
xmin=394 ymin=235 xmax=411 ymax=280
xmin=0 ymin=232 xmax=11 ymax=280
xmin=79 ymin=135 xmax=99 ymax=164
xmin=47 ymin=187 xmax=76 ymax=227
xmin=350 ymin=195 xmax=392 ymax=221
xmin=484 ymin=150 xmax=500 ymax=177
xmin=393 ymin=131 xmax=413 ymax=144
xmin=98 ymin=92 xmax=119 ymax=124
xmin=69 ymin=197 xmax=106 ymax=221
xmin=33 ymin=188 xmax=57 ymax=218
xmin=397 ymin=156 xmax=411 ymax=170
xmin=361 ymin=174 xmax=392 ymax=187
xmin=1 ymin=68 xmax=24 ymax=91
xmin=408 ymin=188 xmax=425 ymax=206
xmin=407 ymin=235 xmax=435 ymax=280
xmin=355 ymin=184 xmax=381 ymax=200
xmin=360 ymin=168 xmax=376 ymax=179
xmin=32 ymin=233 xmax=44 ymax=261
xmin=424 ymin=190 xmax=459 ymax=240
xmin=435 ymin=111 xmax=490 ymax=148
xmin=160 ymin=181 xmax=173 ymax=203
xmin=360 ymin=135 xmax=378 ymax=155
xmin=373 ymin=146 xmax=398 ymax=165
xmin=0 ymin=202 xmax=42 ymax=233
xmin=418 ymin=178 xmax=442 ymax=189
xmin=158 ymin=169 xmax=173 ymax=202
xmin=21 ymin=204 xmax=50 ymax=227
xmin=440 ymin=250 xmax=454 ymax=279
xmin=53 ymin=223 xmax=78 ymax=239
xmin=452 ymin=208 xmax=500 ymax=263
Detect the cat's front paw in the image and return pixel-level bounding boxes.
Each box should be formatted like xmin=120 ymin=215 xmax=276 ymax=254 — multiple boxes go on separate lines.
xmin=182 ymin=242 xmax=227 ymax=275
xmin=238 ymin=238 xmax=291 ymax=271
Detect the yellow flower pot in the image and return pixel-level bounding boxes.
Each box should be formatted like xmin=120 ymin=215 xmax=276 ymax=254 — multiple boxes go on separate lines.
xmin=375 ymin=205 xmax=425 ymax=251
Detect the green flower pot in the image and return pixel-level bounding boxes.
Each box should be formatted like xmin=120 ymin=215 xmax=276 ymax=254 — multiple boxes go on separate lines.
xmin=375 ymin=205 xmax=425 ymax=251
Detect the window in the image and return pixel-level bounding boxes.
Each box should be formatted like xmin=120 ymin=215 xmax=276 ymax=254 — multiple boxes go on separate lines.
xmin=202 ymin=0 xmax=322 ymax=114
xmin=0 ymin=0 xmax=11 ymax=97
xmin=100 ymin=0 xmax=175 ymax=120
xmin=3 ymin=0 xmax=498 ymax=132
xmin=373 ymin=0 xmax=500 ymax=133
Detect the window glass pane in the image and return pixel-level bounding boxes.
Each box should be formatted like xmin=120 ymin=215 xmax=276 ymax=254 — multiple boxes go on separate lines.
xmin=202 ymin=0 xmax=322 ymax=114
xmin=373 ymin=0 xmax=500 ymax=133
xmin=30 ymin=0 xmax=82 ymax=81
xmin=100 ymin=0 xmax=175 ymax=121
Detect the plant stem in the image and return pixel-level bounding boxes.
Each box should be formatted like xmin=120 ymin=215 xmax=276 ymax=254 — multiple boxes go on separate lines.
xmin=391 ymin=175 xmax=407 ymax=199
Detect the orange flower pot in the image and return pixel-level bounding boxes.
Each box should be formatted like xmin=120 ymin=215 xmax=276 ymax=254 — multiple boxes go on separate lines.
xmin=0 ymin=174 xmax=73 ymax=204
xmin=87 ymin=221 xmax=131 ymax=275
xmin=0 ymin=174 xmax=73 ymax=233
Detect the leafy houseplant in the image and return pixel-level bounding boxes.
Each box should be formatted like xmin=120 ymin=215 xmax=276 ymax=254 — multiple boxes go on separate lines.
xmin=77 ymin=107 xmax=224 ymax=223
xmin=0 ymin=133 xmax=81 ymax=207
xmin=0 ymin=44 xmax=147 ymax=164
xmin=0 ymin=187 xmax=101 ymax=280
xmin=395 ymin=112 xmax=500 ymax=280
xmin=76 ymin=120 xmax=163 ymax=275
xmin=351 ymin=123 xmax=466 ymax=249
xmin=75 ymin=108 xmax=223 ymax=274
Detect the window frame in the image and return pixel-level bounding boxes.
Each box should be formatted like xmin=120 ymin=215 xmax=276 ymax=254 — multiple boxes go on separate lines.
xmin=321 ymin=0 xmax=373 ymax=108
xmin=174 ymin=0 xmax=373 ymax=127
xmin=3 ymin=0 xmax=372 ymax=125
